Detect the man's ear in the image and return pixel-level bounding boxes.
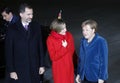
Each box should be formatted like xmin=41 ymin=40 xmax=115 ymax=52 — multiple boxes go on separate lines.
xmin=19 ymin=13 xmax=22 ymax=17
xmin=9 ymin=12 xmax=12 ymax=15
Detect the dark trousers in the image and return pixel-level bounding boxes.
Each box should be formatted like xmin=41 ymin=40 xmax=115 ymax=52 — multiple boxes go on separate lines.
xmin=40 ymin=74 xmax=44 ymax=83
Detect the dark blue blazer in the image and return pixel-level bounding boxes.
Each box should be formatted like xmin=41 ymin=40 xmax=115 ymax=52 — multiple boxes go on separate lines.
xmin=78 ymin=33 xmax=108 ymax=82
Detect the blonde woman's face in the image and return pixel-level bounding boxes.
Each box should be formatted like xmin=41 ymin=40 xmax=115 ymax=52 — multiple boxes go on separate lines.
xmin=82 ymin=24 xmax=95 ymax=40
xmin=59 ymin=24 xmax=67 ymax=35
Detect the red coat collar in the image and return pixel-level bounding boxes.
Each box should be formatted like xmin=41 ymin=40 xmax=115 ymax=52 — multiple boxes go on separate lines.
xmin=50 ymin=30 xmax=67 ymax=40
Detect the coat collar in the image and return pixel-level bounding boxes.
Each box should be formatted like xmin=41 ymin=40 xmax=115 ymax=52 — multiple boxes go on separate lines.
xmin=50 ymin=30 xmax=67 ymax=40
xmin=83 ymin=33 xmax=99 ymax=47
xmin=15 ymin=21 xmax=32 ymax=39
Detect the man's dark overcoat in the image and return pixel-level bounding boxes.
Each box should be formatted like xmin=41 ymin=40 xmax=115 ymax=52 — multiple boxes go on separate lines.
xmin=5 ymin=20 xmax=44 ymax=83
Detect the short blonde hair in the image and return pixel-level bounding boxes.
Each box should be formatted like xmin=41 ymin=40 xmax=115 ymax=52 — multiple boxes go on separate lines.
xmin=50 ymin=19 xmax=66 ymax=33
xmin=81 ymin=19 xmax=98 ymax=32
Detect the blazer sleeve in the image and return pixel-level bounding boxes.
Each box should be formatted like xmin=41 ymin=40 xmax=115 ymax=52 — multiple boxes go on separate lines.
xmin=99 ymin=38 xmax=108 ymax=80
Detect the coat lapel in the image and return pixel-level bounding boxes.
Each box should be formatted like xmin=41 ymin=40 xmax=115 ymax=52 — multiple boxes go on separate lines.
xmin=16 ymin=21 xmax=31 ymax=39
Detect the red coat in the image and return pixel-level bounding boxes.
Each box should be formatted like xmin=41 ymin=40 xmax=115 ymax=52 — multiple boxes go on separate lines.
xmin=47 ymin=31 xmax=75 ymax=83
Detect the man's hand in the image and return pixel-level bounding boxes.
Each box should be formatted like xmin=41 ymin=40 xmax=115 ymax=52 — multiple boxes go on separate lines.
xmin=10 ymin=72 xmax=18 ymax=80
xmin=39 ymin=67 xmax=45 ymax=75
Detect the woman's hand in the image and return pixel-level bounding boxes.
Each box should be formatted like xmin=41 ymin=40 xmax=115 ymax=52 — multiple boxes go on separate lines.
xmin=76 ymin=74 xmax=81 ymax=83
xmin=98 ymin=79 xmax=104 ymax=83
xmin=62 ymin=40 xmax=67 ymax=47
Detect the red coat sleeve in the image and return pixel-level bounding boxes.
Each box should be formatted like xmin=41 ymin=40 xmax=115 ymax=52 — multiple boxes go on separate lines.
xmin=67 ymin=32 xmax=75 ymax=56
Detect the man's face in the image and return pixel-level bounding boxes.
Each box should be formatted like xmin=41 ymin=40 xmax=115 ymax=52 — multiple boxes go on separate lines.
xmin=1 ymin=11 xmax=12 ymax=22
xmin=20 ymin=7 xmax=33 ymax=24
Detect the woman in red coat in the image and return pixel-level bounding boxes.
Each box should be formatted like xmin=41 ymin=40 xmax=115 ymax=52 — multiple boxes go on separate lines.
xmin=47 ymin=18 xmax=75 ymax=83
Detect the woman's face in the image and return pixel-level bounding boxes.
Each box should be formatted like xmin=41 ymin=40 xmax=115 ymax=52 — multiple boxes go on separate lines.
xmin=82 ymin=24 xmax=95 ymax=40
xmin=59 ymin=24 xmax=67 ymax=35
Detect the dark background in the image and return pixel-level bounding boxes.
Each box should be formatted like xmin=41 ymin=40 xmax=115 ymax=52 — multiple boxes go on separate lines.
xmin=0 ymin=0 xmax=120 ymax=83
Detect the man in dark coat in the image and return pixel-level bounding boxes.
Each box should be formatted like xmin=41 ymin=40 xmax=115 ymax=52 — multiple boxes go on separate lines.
xmin=5 ymin=3 xmax=45 ymax=83
xmin=1 ymin=6 xmax=19 ymax=34
xmin=0 ymin=6 xmax=19 ymax=78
